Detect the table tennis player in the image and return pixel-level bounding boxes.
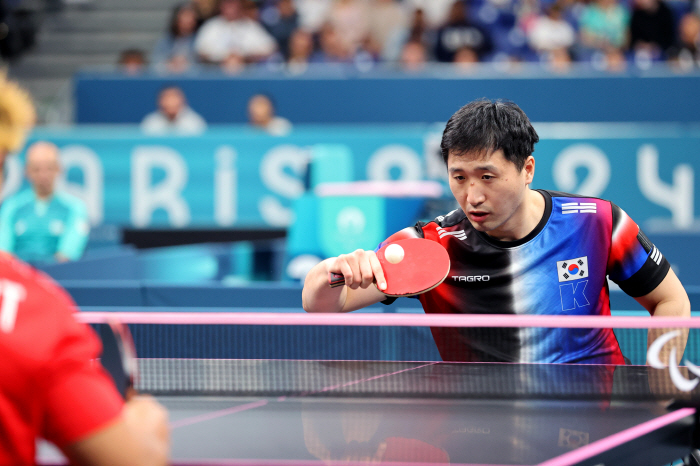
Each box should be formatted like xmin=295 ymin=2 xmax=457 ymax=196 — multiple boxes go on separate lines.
xmin=0 ymin=75 xmax=169 ymax=466
xmin=303 ymin=99 xmax=690 ymax=364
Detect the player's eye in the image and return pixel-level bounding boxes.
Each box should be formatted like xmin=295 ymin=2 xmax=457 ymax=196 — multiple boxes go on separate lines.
xmin=482 ymin=175 xmax=494 ymax=180
xmin=453 ymin=175 xmax=465 ymax=181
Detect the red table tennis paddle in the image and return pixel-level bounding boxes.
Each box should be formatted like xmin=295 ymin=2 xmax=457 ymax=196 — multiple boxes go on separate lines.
xmin=328 ymin=237 xmax=450 ymax=297
xmin=100 ymin=321 xmax=138 ymax=400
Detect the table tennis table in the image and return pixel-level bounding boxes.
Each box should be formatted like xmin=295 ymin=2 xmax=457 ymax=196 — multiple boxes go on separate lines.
xmin=116 ymin=360 xmax=700 ymax=465
xmin=39 ymin=313 xmax=700 ymax=466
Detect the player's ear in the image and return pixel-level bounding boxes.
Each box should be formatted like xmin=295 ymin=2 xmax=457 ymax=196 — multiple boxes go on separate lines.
xmin=523 ymin=156 xmax=535 ymax=184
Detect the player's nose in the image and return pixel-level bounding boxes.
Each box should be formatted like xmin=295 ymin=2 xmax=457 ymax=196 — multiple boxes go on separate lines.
xmin=466 ymin=184 xmax=485 ymax=206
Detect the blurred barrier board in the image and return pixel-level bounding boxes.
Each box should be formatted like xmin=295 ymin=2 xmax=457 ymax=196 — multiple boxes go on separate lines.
xmin=73 ymin=71 xmax=700 ymax=124
xmin=12 ymin=124 xmax=700 ymax=235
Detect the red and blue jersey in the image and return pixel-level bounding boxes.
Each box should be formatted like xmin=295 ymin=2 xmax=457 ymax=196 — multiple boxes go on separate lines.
xmin=381 ymin=190 xmax=669 ymax=364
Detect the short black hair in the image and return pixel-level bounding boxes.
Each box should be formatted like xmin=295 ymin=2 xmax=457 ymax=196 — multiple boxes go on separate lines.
xmin=440 ymin=99 xmax=539 ymax=171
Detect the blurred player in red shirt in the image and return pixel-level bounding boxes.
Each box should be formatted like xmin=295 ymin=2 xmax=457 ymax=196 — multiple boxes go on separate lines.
xmin=0 ymin=76 xmax=169 ymax=466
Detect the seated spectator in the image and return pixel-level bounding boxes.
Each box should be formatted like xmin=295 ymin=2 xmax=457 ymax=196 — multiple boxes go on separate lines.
xmin=247 ymin=94 xmax=292 ymax=136
xmin=544 ymin=46 xmax=573 ymax=73
xmin=152 ymin=3 xmax=202 ymax=73
xmin=526 ymin=3 xmax=575 ymax=58
xmin=192 ymin=0 xmax=217 ymax=20
xmin=194 ymin=0 xmax=277 ymax=66
xmin=400 ymin=40 xmax=428 ymax=71
xmin=404 ymin=0 xmax=456 ymax=30
xmin=453 ymin=45 xmax=479 ymax=71
xmin=295 ymin=0 xmax=333 ymax=33
xmin=0 ymin=142 xmax=89 ymax=264
xmin=669 ymin=13 xmax=700 ymax=70
xmin=118 ymin=49 xmax=147 ymax=75
xmin=328 ymin=0 xmax=370 ymax=57
xmin=141 ymin=86 xmax=207 ymax=135
xmin=434 ymin=1 xmax=492 ymax=62
xmin=578 ymin=0 xmax=630 ymax=54
xmin=384 ymin=7 xmax=435 ymax=63
xmin=310 ymin=22 xmax=353 ymax=63
xmin=367 ymin=0 xmax=408 ymax=60
xmin=630 ymin=0 xmax=675 ymax=60
xmin=286 ymin=28 xmax=315 ymax=74
xmin=260 ymin=0 xmax=299 ymax=60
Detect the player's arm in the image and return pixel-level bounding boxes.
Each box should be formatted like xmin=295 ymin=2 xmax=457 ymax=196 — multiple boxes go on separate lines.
xmin=634 ymin=268 xmax=691 ymax=365
xmin=302 ymin=249 xmax=388 ymax=313
xmin=62 ymin=395 xmax=169 ymax=466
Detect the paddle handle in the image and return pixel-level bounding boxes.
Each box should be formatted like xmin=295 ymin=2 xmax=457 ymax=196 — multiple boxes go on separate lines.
xmin=328 ymin=272 xmax=345 ymax=288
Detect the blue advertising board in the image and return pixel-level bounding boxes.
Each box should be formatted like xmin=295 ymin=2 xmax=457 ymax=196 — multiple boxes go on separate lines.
xmin=7 ymin=123 xmax=699 ymax=235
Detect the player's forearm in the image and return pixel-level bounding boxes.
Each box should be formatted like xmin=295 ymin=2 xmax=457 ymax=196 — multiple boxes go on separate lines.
xmin=302 ymin=259 xmax=347 ymax=313
xmin=646 ymin=297 xmax=690 ymax=366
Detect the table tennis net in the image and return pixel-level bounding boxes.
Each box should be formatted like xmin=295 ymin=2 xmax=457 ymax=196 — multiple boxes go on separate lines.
xmin=86 ymin=312 xmax=700 ymax=401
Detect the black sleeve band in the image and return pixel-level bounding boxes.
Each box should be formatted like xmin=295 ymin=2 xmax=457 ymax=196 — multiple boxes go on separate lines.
xmin=616 ymin=255 xmax=670 ymax=298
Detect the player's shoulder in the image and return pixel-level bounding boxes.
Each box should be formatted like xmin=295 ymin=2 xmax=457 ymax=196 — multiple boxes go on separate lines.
xmin=543 ymin=190 xmax=615 ymax=216
xmin=0 ymin=252 xmax=75 ymax=309
xmin=420 ymin=208 xmax=467 ymax=229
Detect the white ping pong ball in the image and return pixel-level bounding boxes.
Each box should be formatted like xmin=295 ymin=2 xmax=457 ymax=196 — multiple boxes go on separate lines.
xmin=384 ymin=244 xmax=405 ymax=264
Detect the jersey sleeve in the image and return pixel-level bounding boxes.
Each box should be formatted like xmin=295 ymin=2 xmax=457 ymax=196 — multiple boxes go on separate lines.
xmin=56 ymin=198 xmax=89 ymax=261
xmin=40 ymin=290 xmax=124 ymax=447
xmin=607 ymin=203 xmax=670 ymax=297
xmin=0 ymin=198 xmax=17 ymax=254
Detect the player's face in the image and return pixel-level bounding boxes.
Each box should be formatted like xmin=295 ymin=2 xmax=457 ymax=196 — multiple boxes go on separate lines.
xmin=448 ymin=149 xmax=535 ymax=241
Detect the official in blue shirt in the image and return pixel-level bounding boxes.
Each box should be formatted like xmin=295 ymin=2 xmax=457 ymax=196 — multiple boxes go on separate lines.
xmin=0 ymin=141 xmax=89 ymax=264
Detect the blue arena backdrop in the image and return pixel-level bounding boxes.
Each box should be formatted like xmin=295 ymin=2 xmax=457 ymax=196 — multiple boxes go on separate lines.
xmin=5 ymin=123 xmax=699 ymax=233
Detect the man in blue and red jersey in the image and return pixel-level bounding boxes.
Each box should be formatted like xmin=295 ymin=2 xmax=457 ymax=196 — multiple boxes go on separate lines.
xmin=0 ymin=75 xmax=170 ymax=466
xmin=302 ymin=99 xmax=690 ymax=364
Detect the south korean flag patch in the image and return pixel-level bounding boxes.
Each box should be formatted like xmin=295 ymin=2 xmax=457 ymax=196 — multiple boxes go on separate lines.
xmin=557 ymin=256 xmax=589 ymax=282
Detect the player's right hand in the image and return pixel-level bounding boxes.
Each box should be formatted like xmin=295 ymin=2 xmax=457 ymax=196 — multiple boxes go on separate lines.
xmin=123 ymin=395 xmax=170 ymax=446
xmin=328 ymin=249 xmax=387 ymax=292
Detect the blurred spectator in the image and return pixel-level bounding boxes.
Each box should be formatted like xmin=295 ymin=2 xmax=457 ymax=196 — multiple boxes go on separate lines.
xmin=247 ymin=94 xmax=292 ymax=136
xmin=328 ymin=0 xmax=370 ymax=57
xmin=0 ymin=142 xmax=89 ymax=264
xmin=192 ymin=0 xmax=217 ymax=20
xmin=311 ymin=22 xmax=353 ymax=63
xmin=287 ymin=28 xmax=315 ymax=73
xmin=400 ymin=40 xmax=428 ymax=71
xmin=526 ymin=3 xmax=575 ymax=57
xmin=404 ymin=0 xmax=456 ymax=29
xmin=630 ymin=0 xmax=675 ymax=60
xmin=141 ymin=86 xmax=207 ymax=135
xmin=242 ymin=0 xmax=260 ymax=20
xmin=434 ymin=1 xmax=492 ymax=62
xmin=118 ymin=49 xmax=147 ymax=75
xmin=578 ymin=0 xmax=630 ymax=53
xmin=384 ymin=7 xmax=434 ymax=62
xmin=367 ymin=0 xmax=408 ymax=60
xmin=260 ymin=0 xmax=299 ymax=60
xmin=152 ymin=3 xmax=202 ymax=74
xmin=669 ymin=13 xmax=700 ymax=70
xmin=194 ymin=0 xmax=277 ymax=66
xmin=0 ymin=0 xmax=37 ymax=60
xmin=295 ymin=0 xmax=333 ymax=33
xmin=544 ymin=47 xmax=573 ymax=73
xmin=453 ymin=45 xmax=479 ymax=71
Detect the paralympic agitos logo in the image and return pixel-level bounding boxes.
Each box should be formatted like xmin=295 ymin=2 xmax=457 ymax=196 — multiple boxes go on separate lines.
xmin=647 ymin=331 xmax=700 ymax=391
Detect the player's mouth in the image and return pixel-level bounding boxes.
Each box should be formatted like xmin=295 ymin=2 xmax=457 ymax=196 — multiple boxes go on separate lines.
xmin=468 ymin=211 xmax=489 ymax=222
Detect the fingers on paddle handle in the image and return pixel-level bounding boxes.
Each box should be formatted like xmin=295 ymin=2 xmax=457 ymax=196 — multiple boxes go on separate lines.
xmin=328 ymin=272 xmax=345 ymax=288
